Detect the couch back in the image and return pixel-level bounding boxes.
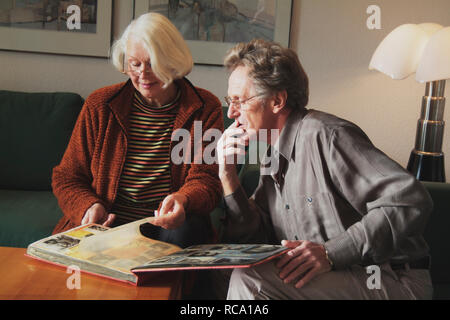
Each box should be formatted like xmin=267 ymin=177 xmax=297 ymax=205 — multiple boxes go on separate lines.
xmin=0 ymin=90 xmax=83 ymax=191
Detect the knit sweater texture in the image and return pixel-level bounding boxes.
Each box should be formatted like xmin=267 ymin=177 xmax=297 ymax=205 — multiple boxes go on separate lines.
xmin=52 ymin=78 xmax=224 ymax=234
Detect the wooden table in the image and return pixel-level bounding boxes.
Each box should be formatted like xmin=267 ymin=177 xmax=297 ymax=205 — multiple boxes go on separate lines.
xmin=0 ymin=247 xmax=182 ymax=300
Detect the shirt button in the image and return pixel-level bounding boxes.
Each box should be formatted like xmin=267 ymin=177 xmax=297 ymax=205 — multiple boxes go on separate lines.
xmin=285 ymin=204 xmax=290 ymax=210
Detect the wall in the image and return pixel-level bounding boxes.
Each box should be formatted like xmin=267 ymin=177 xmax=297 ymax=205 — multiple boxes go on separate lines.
xmin=292 ymin=0 xmax=450 ymax=180
xmin=0 ymin=0 xmax=449 ymax=179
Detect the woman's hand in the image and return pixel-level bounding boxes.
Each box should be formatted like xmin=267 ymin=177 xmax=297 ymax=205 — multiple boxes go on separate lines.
xmin=276 ymin=240 xmax=333 ymax=289
xmin=150 ymin=193 xmax=187 ymax=229
xmin=81 ymin=203 xmax=116 ymax=227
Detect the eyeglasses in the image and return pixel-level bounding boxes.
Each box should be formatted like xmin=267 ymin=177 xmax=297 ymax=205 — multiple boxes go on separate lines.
xmin=224 ymin=94 xmax=264 ymax=110
xmin=124 ymin=57 xmax=152 ymax=75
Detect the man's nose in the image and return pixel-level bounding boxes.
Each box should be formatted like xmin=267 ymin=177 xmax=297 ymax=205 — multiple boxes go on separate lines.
xmin=227 ymin=103 xmax=240 ymax=119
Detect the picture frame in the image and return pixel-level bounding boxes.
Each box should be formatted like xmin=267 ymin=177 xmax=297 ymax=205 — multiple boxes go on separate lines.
xmin=134 ymin=0 xmax=293 ymax=65
xmin=0 ymin=0 xmax=112 ymax=58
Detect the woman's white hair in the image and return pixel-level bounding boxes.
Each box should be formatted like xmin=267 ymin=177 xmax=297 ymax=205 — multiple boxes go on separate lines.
xmin=111 ymin=12 xmax=193 ymax=86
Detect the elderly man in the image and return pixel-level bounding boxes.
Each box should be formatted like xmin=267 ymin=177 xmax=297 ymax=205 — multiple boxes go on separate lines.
xmin=216 ymin=39 xmax=433 ymax=299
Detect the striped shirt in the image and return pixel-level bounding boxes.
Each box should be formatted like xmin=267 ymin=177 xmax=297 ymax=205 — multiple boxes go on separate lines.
xmin=111 ymin=90 xmax=180 ymax=222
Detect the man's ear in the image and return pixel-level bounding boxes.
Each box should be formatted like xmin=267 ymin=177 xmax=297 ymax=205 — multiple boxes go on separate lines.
xmin=271 ymin=90 xmax=288 ymax=114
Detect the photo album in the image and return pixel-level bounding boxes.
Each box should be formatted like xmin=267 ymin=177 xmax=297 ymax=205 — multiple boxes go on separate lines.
xmin=26 ymin=217 xmax=288 ymax=286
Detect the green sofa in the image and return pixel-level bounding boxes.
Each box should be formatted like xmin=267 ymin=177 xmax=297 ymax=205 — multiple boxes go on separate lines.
xmin=422 ymin=181 xmax=450 ymax=300
xmin=0 ymin=90 xmax=83 ymax=248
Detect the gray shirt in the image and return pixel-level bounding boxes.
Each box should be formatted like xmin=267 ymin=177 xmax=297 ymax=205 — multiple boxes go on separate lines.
xmin=223 ymin=108 xmax=432 ymax=270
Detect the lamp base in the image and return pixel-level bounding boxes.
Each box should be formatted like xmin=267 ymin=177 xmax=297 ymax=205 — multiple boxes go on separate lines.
xmin=407 ymin=151 xmax=446 ymax=182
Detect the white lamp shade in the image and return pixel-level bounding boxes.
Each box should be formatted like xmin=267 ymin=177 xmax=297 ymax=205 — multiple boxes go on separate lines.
xmin=416 ymin=27 xmax=450 ymax=83
xmin=418 ymin=23 xmax=445 ymax=37
xmin=369 ymin=23 xmax=444 ymax=80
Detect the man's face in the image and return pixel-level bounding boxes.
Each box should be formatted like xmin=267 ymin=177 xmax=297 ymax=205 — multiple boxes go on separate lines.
xmin=227 ymin=66 xmax=273 ymax=138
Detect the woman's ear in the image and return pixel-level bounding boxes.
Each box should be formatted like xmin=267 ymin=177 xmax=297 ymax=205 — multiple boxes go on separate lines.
xmin=272 ymin=90 xmax=288 ymax=114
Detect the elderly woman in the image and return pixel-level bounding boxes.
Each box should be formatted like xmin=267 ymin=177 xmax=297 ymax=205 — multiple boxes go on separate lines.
xmin=51 ymin=12 xmax=223 ymax=248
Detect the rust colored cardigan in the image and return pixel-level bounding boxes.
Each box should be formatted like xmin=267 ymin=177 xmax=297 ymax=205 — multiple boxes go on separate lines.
xmin=52 ymin=78 xmax=224 ymax=234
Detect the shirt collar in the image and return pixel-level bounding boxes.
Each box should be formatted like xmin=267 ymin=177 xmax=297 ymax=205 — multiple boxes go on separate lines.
xmin=259 ymin=108 xmax=307 ymax=178
xmin=273 ymin=107 xmax=308 ymax=160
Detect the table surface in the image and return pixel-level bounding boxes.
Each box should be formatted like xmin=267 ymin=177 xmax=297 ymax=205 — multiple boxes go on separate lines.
xmin=0 ymin=246 xmax=182 ymax=300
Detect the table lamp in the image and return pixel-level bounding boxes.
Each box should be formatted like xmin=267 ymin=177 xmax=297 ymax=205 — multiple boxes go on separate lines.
xmin=369 ymin=23 xmax=450 ymax=182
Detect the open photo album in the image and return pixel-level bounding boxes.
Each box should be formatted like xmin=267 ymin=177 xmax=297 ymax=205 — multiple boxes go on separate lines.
xmin=26 ymin=217 xmax=288 ymax=286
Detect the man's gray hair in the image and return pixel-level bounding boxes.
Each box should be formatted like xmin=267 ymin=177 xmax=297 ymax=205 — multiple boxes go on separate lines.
xmin=224 ymin=39 xmax=309 ymax=110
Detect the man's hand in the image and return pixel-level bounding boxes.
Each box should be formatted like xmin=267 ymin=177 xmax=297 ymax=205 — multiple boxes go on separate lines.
xmin=150 ymin=193 xmax=187 ymax=229
xmin=276 ymin=240 xmax=333 ymax=289
xmin=217 ymin=121 xmax=249 ymax=195
xmin=81 ymin=202 xmax=116 ymax=227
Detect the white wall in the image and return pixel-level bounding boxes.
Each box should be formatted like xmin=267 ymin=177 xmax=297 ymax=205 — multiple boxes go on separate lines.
xmin=292 ymin=0 xmax=450 ymax=180
xmin=1 ymin=0 xmax=449 ymax=179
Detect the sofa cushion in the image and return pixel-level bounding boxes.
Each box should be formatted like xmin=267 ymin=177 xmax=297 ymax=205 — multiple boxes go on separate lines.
xmin=433 ymin=283 xmax=450 ymax=300
xmin=0 ymin=90 xmax=83 ymax=190
xmin=0 ymin=190 xmax=62 ymax=248
xmin=422 ymin=182 xmax=450 ymax=286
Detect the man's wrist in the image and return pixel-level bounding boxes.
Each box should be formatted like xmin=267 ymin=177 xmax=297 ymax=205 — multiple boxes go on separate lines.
xmin=220 ymin=170 xmax=240 ymax=196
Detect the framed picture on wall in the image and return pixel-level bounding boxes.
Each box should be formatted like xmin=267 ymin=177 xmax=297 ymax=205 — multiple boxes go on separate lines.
xmin=0 ymin=0 xmax=112 ymax=57
xmin=134 ymin=0 xmax=293 ymax=65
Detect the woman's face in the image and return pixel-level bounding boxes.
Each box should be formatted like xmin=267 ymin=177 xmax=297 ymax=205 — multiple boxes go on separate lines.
xmin=125 ymin=37 xmax=174 ymax=106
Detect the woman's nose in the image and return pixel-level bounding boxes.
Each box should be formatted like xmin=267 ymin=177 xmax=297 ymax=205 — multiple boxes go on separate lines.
xmin=137 ymin=62 xmax=152 ymax=75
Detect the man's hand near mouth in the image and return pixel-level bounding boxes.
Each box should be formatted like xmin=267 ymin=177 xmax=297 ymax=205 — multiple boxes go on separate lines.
xmin=217 ymin=120 xmax=250 ymax=195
